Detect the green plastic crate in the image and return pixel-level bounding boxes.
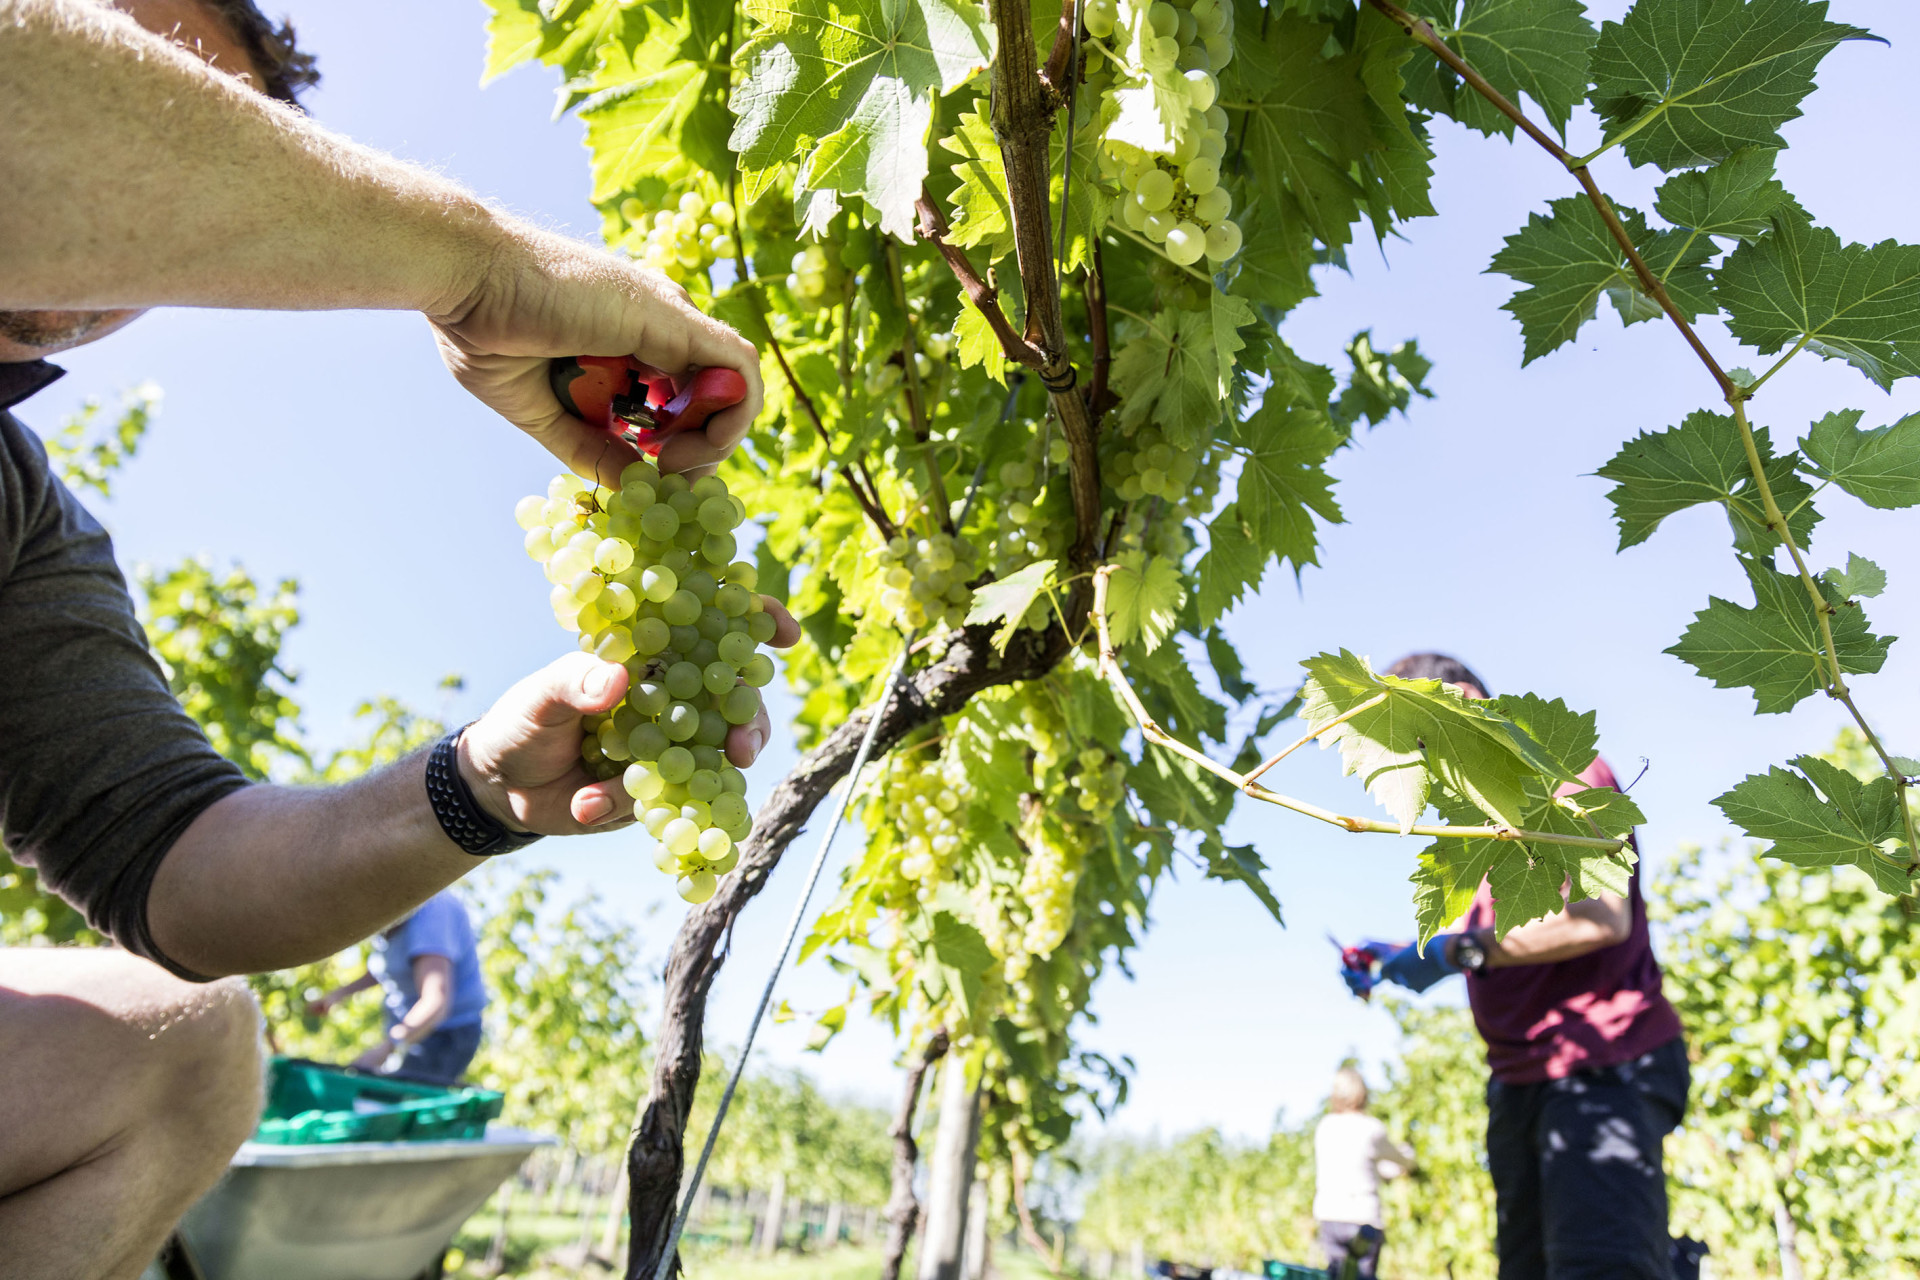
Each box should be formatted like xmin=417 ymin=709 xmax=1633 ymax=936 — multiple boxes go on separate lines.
xmin=253 ymin=1056 xmax=504 ymax=1145
xmin=1262 ymin=1263 xmax=1326 ymax=1280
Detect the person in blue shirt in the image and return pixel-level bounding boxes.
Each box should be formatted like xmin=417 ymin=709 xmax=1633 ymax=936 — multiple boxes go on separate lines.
xmin=310 ymin=891 xmax=489 ymax=1085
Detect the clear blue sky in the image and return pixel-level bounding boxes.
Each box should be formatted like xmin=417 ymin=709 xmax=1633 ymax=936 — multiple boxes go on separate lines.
xmin=34 ymin=0 xmax=1919 ymax=1141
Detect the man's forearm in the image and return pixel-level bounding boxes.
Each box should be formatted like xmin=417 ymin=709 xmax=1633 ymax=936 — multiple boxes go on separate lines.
xmin=0 ymin=0 xmax=497 ymax=318
xmin=1478 ymin=896 xmax=1630 ymax=969
xmin=148 ymin=749 xmax=475 ymax=977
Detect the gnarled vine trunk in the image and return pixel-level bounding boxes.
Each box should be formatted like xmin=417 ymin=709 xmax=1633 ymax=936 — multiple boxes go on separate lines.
xmin=883 ymin=1031 xmax=950 ymax=1280
xmin=622 ymin=625 xmax=1063 ymax=1279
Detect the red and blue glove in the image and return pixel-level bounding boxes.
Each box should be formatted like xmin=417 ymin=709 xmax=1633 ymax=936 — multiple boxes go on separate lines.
xmin=1334 ymin=935 xmax=1462 ymax=1000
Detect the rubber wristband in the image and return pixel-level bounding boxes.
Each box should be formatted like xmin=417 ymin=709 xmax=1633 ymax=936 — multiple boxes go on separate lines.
xmin=425 ymin=727 xmax=542 ymax=857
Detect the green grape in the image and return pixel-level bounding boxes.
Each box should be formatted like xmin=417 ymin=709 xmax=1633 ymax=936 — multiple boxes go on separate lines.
xmin=715 ymin=584 xmax=752 ymax=617
xmin=640 ymin=505 xmax=679 ymax=541
xmin=629 ymin=722 xmax=669 ymax=761
xmin=694 ymin=709 xmax=729 ymax=747
xmin=657 ymin=746 xmax=696 ymax=785
xmin=663 ymin=702 xmax=701 ymax=742
xmin=722 ymin=685 xmax=762 ymax=725
xmin=703 ymin=661 xmax=736 ymax=695
xmin=717 ymin=630 xmax=756 ymax=667
xmin=641 ymin=565 xmax=678 ymax=602
xmin=747 ymin=612 xmax=778 ymax=644
xmin=665 ymin=661 xmax=704 ymax=700
xmin=677 ymin=869 xmax=716 ymax=904
xmin=712 ymin=793 xmax=750 ymax=831
xmin=634 ymin=616 xmax=671 ymax=654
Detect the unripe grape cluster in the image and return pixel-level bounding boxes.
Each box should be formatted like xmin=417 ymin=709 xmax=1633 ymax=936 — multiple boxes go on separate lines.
xmin=1018 ymin=829 xmax=1083 ymax=960
xmin=1092 ymin=0 xmax=1243 ymax=267
xmin=880 ymin=750 xmax=967 ymax=903
xmin=514 ymin=461 xmax=775 ymax=905
xmin=785 ymin=244 xmax=844 ymax=310
xmin=874 ymin=531 xmax=979 ymax=632
xmin=1106 ymin=424 xmax=1201 ymax=503
xmin=987 ymin=431 xmax=1070 ymax=587
xmin=618 ymin=191 xmax=736 ymax=283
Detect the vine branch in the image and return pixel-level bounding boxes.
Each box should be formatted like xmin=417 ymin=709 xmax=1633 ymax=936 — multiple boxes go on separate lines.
xmin=725 ymin=172 xmax=897 ymax=542
xmin=986 ymin=0 xmax=1102 ymax=568
xmin=915 ymin=189 xmax=1044 ymax=371
xmin=1368 ymin=0 xmax=1916 ymax=865
xmin=1090 ymin=568 xmax=1629 ymax=853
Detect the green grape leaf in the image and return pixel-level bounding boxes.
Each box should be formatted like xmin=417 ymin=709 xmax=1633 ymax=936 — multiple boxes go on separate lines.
xmin=1715 ymin=757 xmax=1913 ymax=894
xmin=1666 ymin=558 xmax=1895 ymax=713
xmin=1333 ymin=332 xmax=1435 ymax=434
xmin=927 ymin=910 xmax=994 ymax=1017
xmin=1212 ymin=291 xmax=1256 ymax=403
xmin=1822 ymin=553 xmax=1886 ymax=601
xmin=1225 ymin=14 xmax=1378 ymax=250
xmin=1131 ymin=742 xmax=1234 ymax=832
xmin=1200 ymin=838 xmax=1285 ymax=925
xmin=1232 ymin=400 xmax=1344 ymax=577
xmin=1411 ymin=837 xmax=1500 ymax=944
xmin=1111 ymin=309 xmax=1233 ymax=446
xmin=730 ymin=0 xmax=996 ymax=240
xmin=578 ymin=20 xmax=725 ymax=199
xmin=1590 ymin=0 xmax=1876 ymax=171
xmin=1297 ymin=650 xmax=1565 ymax=833
xmin=942 ymin=104 xmax=1110 ymax=272
xmin=1716 ymin=213 xmax=1920 ymax=391
xmin=1232 ymin=198 xmax=1320 ymax=314
xmin=951 ymin=305 xmax=1010 ymax=385
xmin=1485 ymin=692 xmax=1599 ymax=779
xmin=1653 ymin=146 xmax=1796 ymax=243
xmin=1194 ymin=503 xmax=1269 ymax=626
xmin=1597 ymin=411 xmax=1819 ymax=555
xmin=1892 ymin=756 xmax=1920 ymax=778
xmin=1799 ymin=408 xmax=1920 ymax=509
xmin=1489 ymin=197 xmax=1704 ymax=363
xmin=1102 ymin=0 xmax=1196 ymax=156
xmin=965 ymin=558 xmax=1057 ymax=654
xmin=1104 ymin=552 xmax=1186 ymax=655
xmin=1205 ymin=628 xmax=1256 ymax=703
xmin=1420 ymin=0 xmax=1598 ymax=139
xmin=480 ymin=0 xmax=548 ymax=82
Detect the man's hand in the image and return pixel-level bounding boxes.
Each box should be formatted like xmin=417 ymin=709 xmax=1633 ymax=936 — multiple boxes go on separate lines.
xmin=431 ymin=222 xmax=763 ymax=486
xmin=458 ymin=597 xmax=801 ymax=833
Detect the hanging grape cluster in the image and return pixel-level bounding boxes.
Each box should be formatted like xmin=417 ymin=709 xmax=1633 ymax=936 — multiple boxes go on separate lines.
xmin=616 ymin=190 xmax=736 ymax=284
xmin=514 ymin=460 xmax=775 ymax=904
xmin=873 ymin=531 xmax=979 ymax=632
xmin=1090 ymin=0 xmax=1243 ymax=267
xmin=878 ymin=747 xmax=967 ymax=904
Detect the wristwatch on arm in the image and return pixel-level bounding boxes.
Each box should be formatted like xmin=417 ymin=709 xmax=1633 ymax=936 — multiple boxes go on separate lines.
xmin=1449 ymin=930 xmax=1492 ymax=975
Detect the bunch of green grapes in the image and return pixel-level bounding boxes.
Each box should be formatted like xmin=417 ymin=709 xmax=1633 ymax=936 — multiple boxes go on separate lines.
xmin=1070 ymin=745 xmax=1128 ymax=822
xmin=1092 ymin=0 xmax=1243 ymax=267
xmin=618 ymin=191 xmax=736 ymax=283
xmin=874 ymin=530 xmax=978 ymax=632
xmin=784 ymin=244 xmax=843 ymax=310
xmin=514 ymin=460 xmax=775 ymax=905
xmin=1017 ymin=825 xmax=1083 ymax=960
xmin=1105 ymin=424 xmax=1201 ymax=504
xmin=879 ymin=750 xmax=966 ymax=904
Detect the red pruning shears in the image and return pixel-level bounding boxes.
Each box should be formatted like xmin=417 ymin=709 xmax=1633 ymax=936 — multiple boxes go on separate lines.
xmin=549 ymin=356 xmax=747 ymax=455
xmin=1331 ymin=932 xmax=1383 ymax=1002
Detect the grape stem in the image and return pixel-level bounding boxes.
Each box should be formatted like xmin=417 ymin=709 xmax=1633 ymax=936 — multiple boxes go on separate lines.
xmin=723 ymin=171 xmax=899 ymax=542
xmin=1090 ymin=567 xmax=1630 ymax=853
xmin=1367 ymin=0 xmax=1917 ymax=867
xmin=915 ymin=189 xmax=1045 ymax=373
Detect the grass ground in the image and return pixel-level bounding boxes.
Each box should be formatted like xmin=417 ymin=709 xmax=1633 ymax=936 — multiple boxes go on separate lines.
xmin=444 ymin=1215 xmax=1063 ymax=1280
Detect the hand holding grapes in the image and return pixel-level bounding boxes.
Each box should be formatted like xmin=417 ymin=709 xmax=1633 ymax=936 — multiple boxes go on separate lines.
xmin=458 ymin=603 xmax=798 ymax=837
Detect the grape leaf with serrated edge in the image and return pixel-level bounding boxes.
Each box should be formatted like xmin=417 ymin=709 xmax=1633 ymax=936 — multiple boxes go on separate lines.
xmin=1717 ymin=213 xmax=1920 ymax=391
xmin=730 ymin=0 xmax=995 ymax=241
xmin=942 ymin=103 xmax=1110 ymax=272
xmin=1653 ymin=146 xmax=1796 ymax=243
xmin=1490 ymin=197 xmax=1709 ymax=363
xmin=1715 ymin=756 xmax=1913 ymax=894
xmin=1822 ymin=553 xmax=1886 ymax=601
xmin=1665 ymin=557 xmax=1894 ymax=713
xmin=1597 ymin=411 xmax=1819 ymax=555
xmin=1230 ymin=400 xmax=1344 ymax=577
xmin=1297 ymin=651 xmax=1580 ymax=834
xmin=1410 ymin=0 xmax=1598 ymax=140
xmin=1224 ymin=12 xmax=1379 ymax=251
xmin=1195 ymin=503 xmax=1269 ymax=626
xmin=1111 ymin=309 xmax=1233 ymax=446
xmin=1104 ymin=552 xmax=1186 ymax=654
xmin=1200 ymin=838 xmax=1285 ymax=925
xmin=1798 ymin=409 xmax=1920 ymax=509
xmin=1589 ymin=0 xmax=1875 ymax=172
xmin=965 ymin=559 xmax=1056 ymax=654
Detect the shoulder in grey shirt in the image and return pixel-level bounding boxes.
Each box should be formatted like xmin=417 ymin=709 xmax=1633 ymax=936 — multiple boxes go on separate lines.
xmin=1 ymin=361 xmax=248 ymax=980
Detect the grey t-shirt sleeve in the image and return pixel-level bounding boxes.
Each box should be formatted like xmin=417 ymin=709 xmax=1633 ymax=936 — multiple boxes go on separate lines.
xmin=0 ymin=410 xmax=249 ymax=980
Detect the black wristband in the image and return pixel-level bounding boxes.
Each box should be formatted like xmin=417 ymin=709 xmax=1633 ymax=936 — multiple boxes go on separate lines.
xmin=425 ymin=728 xmax=542 ymax=857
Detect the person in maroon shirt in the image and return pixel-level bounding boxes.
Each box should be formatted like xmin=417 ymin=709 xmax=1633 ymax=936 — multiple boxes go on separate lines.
xmin=1367 ymin=654 xmax=1691 ymax=1280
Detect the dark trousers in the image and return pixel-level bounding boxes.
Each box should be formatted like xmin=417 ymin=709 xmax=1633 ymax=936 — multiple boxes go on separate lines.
xmin=1486 ymin=1036 xmax=1690 ymax=1280
xmin=1316 ymin=1221 xmax=1382 ymax=1279
xmin=381 ymin=1021 xmax=483 ymax=1086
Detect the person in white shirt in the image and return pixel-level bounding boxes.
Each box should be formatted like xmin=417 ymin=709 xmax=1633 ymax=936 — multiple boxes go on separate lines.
xmin=1312 ymin=1068 xmax=1416 ymax=1279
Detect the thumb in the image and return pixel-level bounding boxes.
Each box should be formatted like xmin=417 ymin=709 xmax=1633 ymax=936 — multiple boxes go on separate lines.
xmin=513 ymin=652 xmax=629 ymax=729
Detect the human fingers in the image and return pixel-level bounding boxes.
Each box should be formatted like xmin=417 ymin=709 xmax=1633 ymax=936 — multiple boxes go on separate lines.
xmin=760 ymin=596 xmax=801 ymax=648
xmin=724 ymin=699 xmax=772 ymax=769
